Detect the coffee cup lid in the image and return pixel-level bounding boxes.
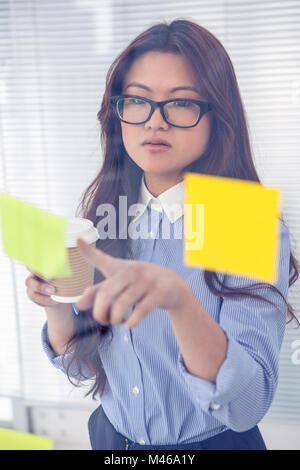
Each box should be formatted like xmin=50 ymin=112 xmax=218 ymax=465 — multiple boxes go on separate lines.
xmin=65 ymin=217 xmax=99 ymax=247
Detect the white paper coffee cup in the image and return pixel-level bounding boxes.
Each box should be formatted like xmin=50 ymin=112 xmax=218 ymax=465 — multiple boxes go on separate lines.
xmin=49 ymin=217 xmax=99 ymax=303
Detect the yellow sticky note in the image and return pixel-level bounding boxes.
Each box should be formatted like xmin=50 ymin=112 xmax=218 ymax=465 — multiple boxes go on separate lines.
xmin=184 ymin=173 xmax=281 ymax=283
xmin=0 ymin=193 xmax=71 ymax=279
xmin=0 ymin=427 xmax=53 ymax=450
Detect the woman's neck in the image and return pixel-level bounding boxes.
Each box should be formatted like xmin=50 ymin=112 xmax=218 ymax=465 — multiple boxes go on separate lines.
xmin=143 ymin=172 xmax=183 ymax=198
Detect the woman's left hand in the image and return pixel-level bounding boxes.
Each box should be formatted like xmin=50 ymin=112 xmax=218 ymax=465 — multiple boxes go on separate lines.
xmin=75 ymin=238 xmax=192 ymax=328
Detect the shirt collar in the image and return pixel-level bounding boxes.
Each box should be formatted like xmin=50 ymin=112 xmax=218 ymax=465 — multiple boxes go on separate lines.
xmin=134 ymin=173 xmax=184 ymax=224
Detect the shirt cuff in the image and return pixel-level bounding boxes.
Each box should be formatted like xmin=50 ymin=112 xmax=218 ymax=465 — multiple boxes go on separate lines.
xmin=41 ymin=321 xmax=72 ymax=367
xmin=41 ymin=321 xmax=94 ymax=380
xmin=178 ymin=333 xmax=258 ymax=413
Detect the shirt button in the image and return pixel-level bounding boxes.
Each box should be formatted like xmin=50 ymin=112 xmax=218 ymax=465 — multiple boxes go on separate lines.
xmin=209 ymin=402 xmax=221 ymax=410
xmin=132 ymin=386 xmax=139 ymax=395
xmin=139 ymin=438 xmax=146 ymax=445
xmin=124 ymin=334 xmax=129 ymax=343
xmin=147 ymin=231 xmax=153 ymax=239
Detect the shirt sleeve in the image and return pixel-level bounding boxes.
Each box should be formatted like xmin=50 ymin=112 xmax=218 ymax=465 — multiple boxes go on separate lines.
xmin=41 ymin=306 xmax=94 ymax=381
xmin=178 ymin=220 xmax=291 ymax=432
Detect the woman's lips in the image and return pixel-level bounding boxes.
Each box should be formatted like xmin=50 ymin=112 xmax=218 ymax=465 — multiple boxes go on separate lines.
xmin=142 ymin=143 xmax=171 ymax=152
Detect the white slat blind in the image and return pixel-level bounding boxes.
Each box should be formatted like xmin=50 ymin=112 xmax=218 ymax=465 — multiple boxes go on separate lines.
xmin=0 ymin=0 xmax=299 ymax=422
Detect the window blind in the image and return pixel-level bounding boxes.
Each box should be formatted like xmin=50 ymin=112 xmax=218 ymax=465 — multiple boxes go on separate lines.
xmin=0 ymin=0 xmax=299 ymax=422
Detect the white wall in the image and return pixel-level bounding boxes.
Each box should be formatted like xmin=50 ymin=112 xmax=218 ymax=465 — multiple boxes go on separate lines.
xmin=259 ymin=421 xmax=300 ymax=450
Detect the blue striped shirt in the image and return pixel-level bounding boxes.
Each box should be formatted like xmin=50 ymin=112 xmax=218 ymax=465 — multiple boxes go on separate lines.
xmin=41 ymin=176 xmax=291 ymax=445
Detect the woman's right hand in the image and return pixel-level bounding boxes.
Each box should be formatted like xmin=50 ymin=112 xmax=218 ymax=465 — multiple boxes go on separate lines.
xmin=25 ymin=270 xmax=60 ymax=307
xmin=25 ymin=269 xmax=75 ymax=356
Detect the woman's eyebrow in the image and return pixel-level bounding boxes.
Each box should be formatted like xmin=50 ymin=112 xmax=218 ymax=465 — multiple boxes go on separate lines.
xmin=124 ymin=82 xmax=201 ymax=94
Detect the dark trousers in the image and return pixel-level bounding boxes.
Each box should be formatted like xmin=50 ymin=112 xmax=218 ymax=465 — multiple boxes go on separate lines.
xmin=88 ymin=404 xmax=267 ymax=450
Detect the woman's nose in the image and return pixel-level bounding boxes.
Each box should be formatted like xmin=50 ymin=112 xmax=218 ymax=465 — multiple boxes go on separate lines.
xmin=145 ymin=107 xmax=169 ymax=130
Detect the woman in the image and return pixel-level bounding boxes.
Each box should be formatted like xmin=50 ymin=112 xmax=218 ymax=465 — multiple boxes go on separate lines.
xmin=26 ymin=19 xmax=299 ymax=450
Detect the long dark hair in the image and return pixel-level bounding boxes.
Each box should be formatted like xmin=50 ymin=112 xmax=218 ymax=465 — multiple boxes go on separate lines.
xmin=62 ymin=19 xmax=300 ymax=399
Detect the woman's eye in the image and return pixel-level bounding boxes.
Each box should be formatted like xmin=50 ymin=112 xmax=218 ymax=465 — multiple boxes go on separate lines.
xmin=128 ymin=98 xmax=146 ymax=105
xmin=173 ymin=100 xmax=192 ymax=107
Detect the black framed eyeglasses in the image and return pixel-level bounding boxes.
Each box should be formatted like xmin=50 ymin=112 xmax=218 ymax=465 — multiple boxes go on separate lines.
xmin=109 ymin=94 xmax=212 ymax=128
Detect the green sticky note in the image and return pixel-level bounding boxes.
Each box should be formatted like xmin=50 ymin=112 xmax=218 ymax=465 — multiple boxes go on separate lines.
xmin=0 ymin=193 xmax=71 ymax=278
xmin=0 ymin=427 xmax=53 ymax=450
